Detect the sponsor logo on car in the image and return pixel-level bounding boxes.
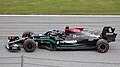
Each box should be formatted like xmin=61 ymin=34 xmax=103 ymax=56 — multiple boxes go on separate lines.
xmin=73 ymin=34 xmax=85 ymax=38
xmin=106 ymin=33 xmax=113 ymax=35
xmin=60 ymin=40 xmax=77 ymax=43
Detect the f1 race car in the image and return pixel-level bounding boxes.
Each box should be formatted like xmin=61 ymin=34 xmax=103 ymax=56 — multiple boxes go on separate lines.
xmin=6 ymin=26 xmax=117 ymax=53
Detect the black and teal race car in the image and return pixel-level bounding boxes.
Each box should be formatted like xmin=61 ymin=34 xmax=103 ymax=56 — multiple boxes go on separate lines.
xmin=6 ymin=26 xmax=117 ymax=53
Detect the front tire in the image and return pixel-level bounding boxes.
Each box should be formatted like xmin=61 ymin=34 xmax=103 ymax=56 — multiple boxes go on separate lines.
xmin=96 ymin=39 xmax=109 ymax=53
xmin=23 ymin=39 xmax=36 ymax=52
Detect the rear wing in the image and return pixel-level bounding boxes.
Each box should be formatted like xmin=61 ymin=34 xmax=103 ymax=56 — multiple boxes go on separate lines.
xmin=101 ymin=26 xmax=117 ymax=42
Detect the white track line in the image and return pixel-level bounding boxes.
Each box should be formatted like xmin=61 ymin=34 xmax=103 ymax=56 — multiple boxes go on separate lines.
xmin=0 ymin=15 xmax=120 ymax=17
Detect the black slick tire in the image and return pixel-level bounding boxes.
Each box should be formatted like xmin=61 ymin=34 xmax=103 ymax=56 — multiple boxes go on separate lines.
xmin=23 ymin=39 xmax=36 ymax=52
xmin=96 ymin=39 xmax=109 ymax=53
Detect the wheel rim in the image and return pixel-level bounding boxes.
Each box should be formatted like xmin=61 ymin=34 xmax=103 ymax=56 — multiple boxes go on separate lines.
xmin=27 ymin=43 xmax=33 ymax=49
xmin=100 ymin=44 xmax=106 ymax=50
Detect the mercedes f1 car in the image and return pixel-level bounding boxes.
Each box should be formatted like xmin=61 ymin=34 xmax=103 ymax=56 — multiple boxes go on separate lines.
xmin=6 ymin=26 xmax=117 ymax=53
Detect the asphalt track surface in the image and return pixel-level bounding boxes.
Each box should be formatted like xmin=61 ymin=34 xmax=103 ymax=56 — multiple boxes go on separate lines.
xmin=0 ymin=15 xmax=120 ymax=67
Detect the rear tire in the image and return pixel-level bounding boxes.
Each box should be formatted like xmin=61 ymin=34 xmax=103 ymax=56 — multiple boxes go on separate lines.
xmin=23 ymin=39 xmax=36 ymax=52
xmin=96 ymin=39 xmax=109 ymax=53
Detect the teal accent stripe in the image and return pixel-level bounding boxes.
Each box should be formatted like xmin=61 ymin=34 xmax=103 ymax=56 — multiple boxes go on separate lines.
xmin=60 ymin=43 xmax=84 ymax=47
xmin=34 ymin=38 xmax=57 ymax=44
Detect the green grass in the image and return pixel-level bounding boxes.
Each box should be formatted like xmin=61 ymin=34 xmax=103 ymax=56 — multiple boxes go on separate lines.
xmin=0 ymin=0 xmax=120 ymax=15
